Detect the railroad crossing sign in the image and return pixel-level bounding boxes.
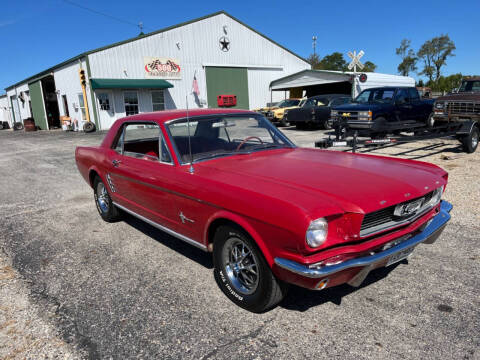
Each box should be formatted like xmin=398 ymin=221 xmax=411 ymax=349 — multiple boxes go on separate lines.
xmin=347 ymin=50 xmax=365 ymax=72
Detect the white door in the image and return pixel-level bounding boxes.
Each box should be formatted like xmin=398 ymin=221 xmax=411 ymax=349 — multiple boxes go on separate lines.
xmin=96 ymin=91 xmax=115 ymax=130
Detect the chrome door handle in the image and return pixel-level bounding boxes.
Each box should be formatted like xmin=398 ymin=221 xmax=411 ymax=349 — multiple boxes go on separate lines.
xmin=112 ymin=159 xmax=122 ymax=167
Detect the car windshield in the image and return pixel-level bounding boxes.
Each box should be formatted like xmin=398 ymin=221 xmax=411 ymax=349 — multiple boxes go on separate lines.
xmin=355 ymin=89 xmax=395 ymax=103
xmin=458 ymin=80 xmax=480 ymax=93
xmin=166 ymin=114 xmax=295 ymax=164
xmin=277 ymin=99 xmax=300 ymax=107
xmin=304 ymin=97 xmax=328 ymax=107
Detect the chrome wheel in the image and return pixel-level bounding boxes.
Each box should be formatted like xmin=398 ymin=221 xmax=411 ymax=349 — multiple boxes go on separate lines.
xmin=472 ymin=131 xmax=478 ymax=149
xmin=96 ymin=182 xmax=109 ymax=214
xmin=222 ymin=237 xmax=259 ymax=295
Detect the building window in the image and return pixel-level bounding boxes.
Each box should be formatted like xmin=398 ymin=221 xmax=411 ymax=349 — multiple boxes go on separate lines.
xmin=151 ymin=90 xmax=165 ymax=111
xmin=62 ymin=95 xmax=69 ymax=117
xmin=78 ymin=94 xmax=87 ymax=120
xmin=124 ymin=91 xmax=138 ymax=116
xmin=97 ymin=93 xmax=110 ymax=110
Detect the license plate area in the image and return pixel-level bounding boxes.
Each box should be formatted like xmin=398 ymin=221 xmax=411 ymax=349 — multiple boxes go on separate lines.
xmin=387 ymin=246 xmax=415 ymax=266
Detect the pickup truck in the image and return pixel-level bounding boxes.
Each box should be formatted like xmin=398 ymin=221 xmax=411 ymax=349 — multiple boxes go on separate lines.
xmin=331 ymin=87 xmax=434 ymax=137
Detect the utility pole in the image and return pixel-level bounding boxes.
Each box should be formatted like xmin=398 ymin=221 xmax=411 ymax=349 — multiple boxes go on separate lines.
xmin=312 ymin=36 xmax=317 ymax=57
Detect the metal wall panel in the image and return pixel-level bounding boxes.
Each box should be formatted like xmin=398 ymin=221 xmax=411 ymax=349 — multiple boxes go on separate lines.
xmin=53 ymin=59 xmax=96 ymax=129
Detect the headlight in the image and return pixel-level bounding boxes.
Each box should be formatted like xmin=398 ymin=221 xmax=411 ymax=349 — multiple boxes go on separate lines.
xmin=435 ymin=102 xmax=444 ymax=109
xmin=358 ymin=111 xmax=372 ymax=119
xmin=430 ymin=185 xmax=444 ymax=206
xmin=306 ymin=218 xmax=328 ymax=248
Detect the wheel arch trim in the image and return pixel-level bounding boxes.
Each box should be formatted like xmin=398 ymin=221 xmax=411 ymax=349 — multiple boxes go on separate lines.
xmin=204 ymin=211 xmax=274 ymax=266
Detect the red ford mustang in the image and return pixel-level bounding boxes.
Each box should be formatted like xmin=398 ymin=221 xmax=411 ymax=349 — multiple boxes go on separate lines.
xmin=75 ymin=109 xmax=452 ymax=312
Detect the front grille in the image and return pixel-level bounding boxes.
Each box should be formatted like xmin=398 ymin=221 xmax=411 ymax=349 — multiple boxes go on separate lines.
xmin=446 ymin=101 xmax=480 ymax=115
xmin=340 ymin=111 xmax=359 ymax=120
xmin=360 ymin=191 xmax=434 ymax=237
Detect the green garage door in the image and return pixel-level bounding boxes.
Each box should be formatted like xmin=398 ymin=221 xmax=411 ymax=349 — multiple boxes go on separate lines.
xmin=28 ymin=80 xmax=48 ymax=130
xmin=206 ymin=67 xmax=249 ymax=110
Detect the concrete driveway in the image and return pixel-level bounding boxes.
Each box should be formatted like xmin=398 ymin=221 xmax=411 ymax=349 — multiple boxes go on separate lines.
xmin=0 ymin=128 xmax=478 ymax=359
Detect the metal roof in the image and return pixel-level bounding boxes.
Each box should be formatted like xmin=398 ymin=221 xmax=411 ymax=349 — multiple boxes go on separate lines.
xmin=270 ymin=70 xmax=352 ymax=91
xmin=5 ymin=11 xmax=309 ymax=91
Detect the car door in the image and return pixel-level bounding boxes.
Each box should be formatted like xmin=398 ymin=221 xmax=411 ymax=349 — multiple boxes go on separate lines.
xmin=408 ymin=87 xmax=425 ymax=121
xmin=105 ymin=121 xmax=178 ymax=229
xmin=394 ymin=88 xmax=413 ymax=121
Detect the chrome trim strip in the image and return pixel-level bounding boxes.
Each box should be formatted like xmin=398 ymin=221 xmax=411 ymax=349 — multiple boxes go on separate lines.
xmin=274 ymin=200 xmax=452 ymax=280
xmin=112 ymin=202 xmax=208 ymax=251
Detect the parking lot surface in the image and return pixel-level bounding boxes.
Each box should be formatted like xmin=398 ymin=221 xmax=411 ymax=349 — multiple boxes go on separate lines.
xmin=0 ymin=128 xmax=479 ymax=359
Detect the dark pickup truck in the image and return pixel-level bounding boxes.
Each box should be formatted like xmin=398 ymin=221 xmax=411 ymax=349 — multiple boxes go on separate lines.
xmin=431 ymin=77 xmax=480 ymax=126
xmin=331 ymin=87 xmax=434 ymax=137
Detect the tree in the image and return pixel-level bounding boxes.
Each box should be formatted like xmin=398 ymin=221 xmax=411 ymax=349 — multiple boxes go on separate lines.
xmin=362 ymin=61 xmax=377 ymax=72
xmin=318 ymin=52 xmax=348 ymax=71
xmin=417 ymin=34 xmax=455 ymax=83
xmin=416 ymin=79 xmax=424 ymax=87
xmin=427 ymin=73 xmax=462 ymax=92
xmin=396 ymin=39 xmax=417 ymax=76
xmin=307 ymin=53 xmax=321 ymax=69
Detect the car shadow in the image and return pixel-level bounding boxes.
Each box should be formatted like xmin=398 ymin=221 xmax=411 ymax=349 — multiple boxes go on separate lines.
xmin=122 ymin=213 xmax=213 ymax=269
xmin=279 ymin=261 xmax=404 ymax=312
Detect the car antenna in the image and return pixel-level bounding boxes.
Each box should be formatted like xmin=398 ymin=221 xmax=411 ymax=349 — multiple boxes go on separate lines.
xmin=186 ymin=95 xmax=194 ymax=174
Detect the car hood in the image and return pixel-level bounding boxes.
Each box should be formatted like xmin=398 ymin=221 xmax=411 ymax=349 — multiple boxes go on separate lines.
xmin=197 ymin=148 xmax=446 ymax=215
xmin=334 ymin=103 xmax=389 ymax=112
xmin=436 ymin=93 xmax=480 ymax=101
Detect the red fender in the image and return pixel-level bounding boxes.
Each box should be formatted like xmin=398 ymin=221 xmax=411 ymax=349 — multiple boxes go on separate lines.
xmin=204 ymin=210 xmax=274 ymax=266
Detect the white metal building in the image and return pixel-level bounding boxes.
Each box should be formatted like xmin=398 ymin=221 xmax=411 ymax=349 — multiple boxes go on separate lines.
xmin=4 ymin=11 xmax=310 ymax=131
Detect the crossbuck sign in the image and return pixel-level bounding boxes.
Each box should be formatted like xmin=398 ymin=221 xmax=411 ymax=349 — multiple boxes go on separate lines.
xmin=347 ymin=50 xmax=364 ymax=72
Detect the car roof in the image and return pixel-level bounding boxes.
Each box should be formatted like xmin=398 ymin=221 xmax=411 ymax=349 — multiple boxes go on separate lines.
xmin=118 ymin=108 xmax=254 ymax=124
xmin=309 ymin=94 xmax=350 ymax=99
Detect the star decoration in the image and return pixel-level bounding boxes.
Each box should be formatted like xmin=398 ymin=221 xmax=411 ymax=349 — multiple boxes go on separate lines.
xmin=219 ymin=36 xmax=230 ymax=52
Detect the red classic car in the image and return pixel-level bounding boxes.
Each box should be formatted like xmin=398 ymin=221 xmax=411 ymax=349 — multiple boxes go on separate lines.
xmin=75 ymin=109 xmax=452 ymax=312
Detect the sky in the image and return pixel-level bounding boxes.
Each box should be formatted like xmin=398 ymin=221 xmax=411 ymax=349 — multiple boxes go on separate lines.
xmin=1 ymin=0 xmax=479 ymax=92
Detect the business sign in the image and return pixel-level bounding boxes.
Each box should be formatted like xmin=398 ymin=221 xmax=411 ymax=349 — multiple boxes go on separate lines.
xmin=144 ymin=57 xmax=181 ymax=79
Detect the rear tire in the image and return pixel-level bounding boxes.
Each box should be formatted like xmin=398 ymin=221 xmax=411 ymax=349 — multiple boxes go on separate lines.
xmin=213 ymin=225 xmax=288 ymax=313
xmin=427 ymin=113 xmax=435 ymax=128
xmin=93 ymin=176 xmax=122 ymax=222
xmin=461 ymin=126 xmax=479 ymax=153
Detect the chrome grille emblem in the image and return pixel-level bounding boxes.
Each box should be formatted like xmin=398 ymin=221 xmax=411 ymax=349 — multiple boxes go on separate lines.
xmin=394 ymin=198 xmax=423 ymax=217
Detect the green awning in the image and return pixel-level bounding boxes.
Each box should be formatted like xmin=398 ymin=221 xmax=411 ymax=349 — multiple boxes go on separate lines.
xmin=90 ymin=78 xmax=174 ymax=90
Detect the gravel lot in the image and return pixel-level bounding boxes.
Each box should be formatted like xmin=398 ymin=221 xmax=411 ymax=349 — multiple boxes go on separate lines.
xmin=0 ymin=127 xmax=479 ymax=359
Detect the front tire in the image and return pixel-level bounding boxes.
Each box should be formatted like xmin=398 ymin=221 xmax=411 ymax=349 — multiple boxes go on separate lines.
xmin=323 ymin=119 xmax=332 ymax=130
xmin=213 ymin=225 xmax=288 ymax=312
xmin=461 ymin=126 xmax=479 ymax=153
xmin=93 ymin=176 xmax=122 ymax=222
xmin=426 ymin=113 xmax=435 ymax=128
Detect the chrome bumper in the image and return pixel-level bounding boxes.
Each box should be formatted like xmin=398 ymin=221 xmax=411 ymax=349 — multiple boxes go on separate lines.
xmin=274 ymin=200 xmax=452 ymax=287
xmin=346 ymin=120 xmax=373 ymax=129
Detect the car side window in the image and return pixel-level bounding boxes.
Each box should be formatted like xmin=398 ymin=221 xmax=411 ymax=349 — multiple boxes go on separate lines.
xmin=113 ymin=126 xmax=124 ymax=154
xmin=116 ymin=122 xmax=173 ymax=164
xmin=396 ymin=89 xmax=410 ymax=104
xmin=408 ymin=88 xmax=420 ymax=100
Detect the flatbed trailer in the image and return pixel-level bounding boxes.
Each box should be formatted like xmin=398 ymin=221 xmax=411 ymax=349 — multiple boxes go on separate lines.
xmin=315 ymin=120 xmax=479 ymax=154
